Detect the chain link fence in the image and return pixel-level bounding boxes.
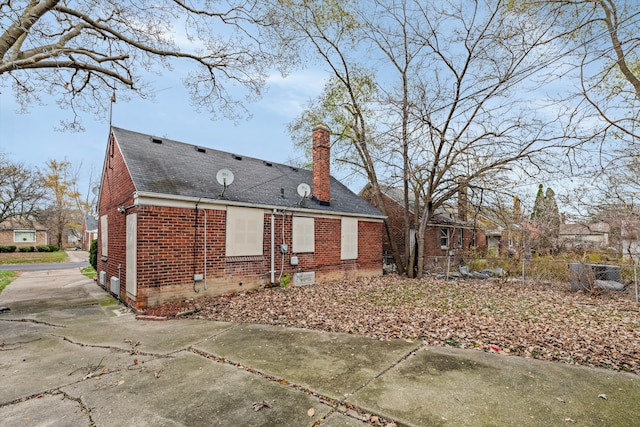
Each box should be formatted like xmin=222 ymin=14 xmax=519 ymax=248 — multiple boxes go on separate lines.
xmin=419 ymin=255 xmax=639 ymax=302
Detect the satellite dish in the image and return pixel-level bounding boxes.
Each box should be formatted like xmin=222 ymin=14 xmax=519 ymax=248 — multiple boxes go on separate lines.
xmin=91 ymin=186 xmax=100 ymax=195
xmin=297 ymin=183 xmax=311 ymax=198
xmin=216 ymin=169 xmax=235 ymax=186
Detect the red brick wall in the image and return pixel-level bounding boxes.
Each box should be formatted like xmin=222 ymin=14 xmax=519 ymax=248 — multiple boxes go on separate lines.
xmin=361 ymin=188 xmax=488 ymax=264
xmin=0 ymin=230 xmax=48 ymax=247
xmin=98 ymin=132 xmax=383 ymax=309
xmin=97 ymin=134 xmax=136 ymax=302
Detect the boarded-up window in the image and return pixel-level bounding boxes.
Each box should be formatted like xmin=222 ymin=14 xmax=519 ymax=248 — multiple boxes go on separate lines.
xmin=100 ymin=215 xmax=108 ymax=257
xmin=292 ymin=217 xmax=314 ymax=253
xmin=341 ymin=217 xmax=358 ymax=260
xmin=226 ymin=206 xmax=264 ymax=257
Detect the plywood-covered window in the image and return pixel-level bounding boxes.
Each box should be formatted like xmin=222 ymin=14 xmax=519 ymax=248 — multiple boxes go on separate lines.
xmin=341 ymin=217 xmax=358 ymax=260
xmin=292 ymin=217 xmax=314 ymax=253
xmin=226 ymin=206 xmax=264 ymax=257
xmin=100 ymin=215 xmax=108 ymax=257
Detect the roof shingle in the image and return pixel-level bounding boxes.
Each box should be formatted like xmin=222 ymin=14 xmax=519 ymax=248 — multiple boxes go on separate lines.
xmin=112 ymin=127 xmax=383 ymax=218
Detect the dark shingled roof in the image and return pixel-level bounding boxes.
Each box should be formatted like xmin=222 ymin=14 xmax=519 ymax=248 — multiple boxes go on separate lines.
xmin=112 ymin=127 xmax=383 ymax=218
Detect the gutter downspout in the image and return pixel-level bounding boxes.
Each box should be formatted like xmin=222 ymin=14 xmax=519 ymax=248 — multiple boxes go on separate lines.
xmin=271 ymin=210 xmax=275 ymax=284
xmin=203 ymin=209 xmax=207 ymax=290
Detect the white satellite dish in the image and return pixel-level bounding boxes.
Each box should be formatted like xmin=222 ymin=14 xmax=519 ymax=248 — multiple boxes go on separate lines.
xmin=297 ymin=183 xmax=311 ymax=198
xmin=91 ymin=186 xmax=100 ymax=195
xmin=216 ymin=169 xmax=235 ymax=186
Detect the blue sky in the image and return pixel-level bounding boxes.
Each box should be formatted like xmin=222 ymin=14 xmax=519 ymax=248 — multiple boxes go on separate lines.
xmin=0 ymin=68 xmax=331 ymax=198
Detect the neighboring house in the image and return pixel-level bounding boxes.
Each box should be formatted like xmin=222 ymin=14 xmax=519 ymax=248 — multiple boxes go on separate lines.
xmin=82 ymin=214 xmax=98 ymax=250
xmin=620 ymin=220 xmax=640 ymax=260
xmin=559 ymin=222 xmax=610 ymax=250
xmin=360 ymin=185 xmax=490 ymax=267
xmin=0 ymin=217 xmax=48 ymax=248
xmin=98 ymin=126 xmax=384 ymax=309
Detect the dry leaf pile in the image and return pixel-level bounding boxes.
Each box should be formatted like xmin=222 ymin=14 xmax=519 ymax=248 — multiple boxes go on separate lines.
xmin=146 ymin=276 xmax=640 ymax=373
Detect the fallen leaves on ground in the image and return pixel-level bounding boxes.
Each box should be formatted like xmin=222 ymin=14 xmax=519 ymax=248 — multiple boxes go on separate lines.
xmin=145 ymin=276 xmax=640 ymax=373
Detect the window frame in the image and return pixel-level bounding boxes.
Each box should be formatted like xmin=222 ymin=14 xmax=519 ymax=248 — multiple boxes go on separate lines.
xmin=14 ymin=229 xmax=36 ymax=243
xmin=440 ymin=228 xmax=449 ymax=250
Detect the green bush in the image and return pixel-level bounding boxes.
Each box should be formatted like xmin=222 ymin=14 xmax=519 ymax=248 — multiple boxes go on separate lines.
xmin=89 ymin=239 xmax=98 ymax=270
xmin=18 ymin=246 xmax=36 ymax=252
xmin=0 ymin=245 xmax=16 ymax=253
xmin=36 ymin=245 xmax=60 ymax=252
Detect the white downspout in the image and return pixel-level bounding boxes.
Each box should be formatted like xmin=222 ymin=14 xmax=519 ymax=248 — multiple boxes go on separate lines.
xmin=271 ymin=210 xmax=275 ymax=284
xmin=203 ymin=209 xmax=207 ymax=290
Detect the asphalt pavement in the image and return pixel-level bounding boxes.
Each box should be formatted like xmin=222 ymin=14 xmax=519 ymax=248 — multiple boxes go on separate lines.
xmin=0 ymin=250 xmax=89 ymax=271
xmin=1 ymin=263 xmax=639 ymax=426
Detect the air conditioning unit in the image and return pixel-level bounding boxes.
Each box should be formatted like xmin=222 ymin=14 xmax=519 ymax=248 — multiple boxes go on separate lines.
xmin=110 ymin=276 xmax=120 ymax=295
xmin=99 ymin=271 xmax=107 ymax=286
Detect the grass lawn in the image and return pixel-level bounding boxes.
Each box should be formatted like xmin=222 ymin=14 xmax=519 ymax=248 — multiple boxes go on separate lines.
xmin=81 ymin=265 xmax=96 ymax=279
xmin=0 ymin=270 xmax=18 ymax=295
xmin=0 ymin=251 xmax=68 ymax=264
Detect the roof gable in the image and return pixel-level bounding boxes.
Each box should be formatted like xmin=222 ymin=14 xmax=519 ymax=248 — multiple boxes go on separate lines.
xmin=111 ymin=127 xmax=382 ymax=217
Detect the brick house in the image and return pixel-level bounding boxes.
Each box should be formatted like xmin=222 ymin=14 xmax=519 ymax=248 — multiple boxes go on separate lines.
xmin=97 ymin=126 xmax=384 ymax=309
xmin=559 ymin=222 xmax=610 ymax=250
xmin=82 ymin=214 xmax=98 ymax=250
xmin=360 ymin=186 xmax=489 ymax=267
xmin=0 ymin=217 xmax=48 ymax=248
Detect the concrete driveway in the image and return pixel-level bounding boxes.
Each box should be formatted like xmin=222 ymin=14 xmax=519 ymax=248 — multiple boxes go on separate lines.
xmin=1 ymin=266 xmax=639 ymax=426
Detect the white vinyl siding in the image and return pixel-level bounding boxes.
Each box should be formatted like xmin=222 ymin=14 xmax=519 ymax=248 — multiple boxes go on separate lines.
xmin=341 ymin=217 xmax=358 ymax=260
xmin=100 ymin=215 xmax=108 ymax=257
xmin=226 ymin=206 xmax=264 ymax=257
xmin=14 ymin=230 xmax=36 ymax=243
xmin=292 ymin=217 xmax=314 ymax=253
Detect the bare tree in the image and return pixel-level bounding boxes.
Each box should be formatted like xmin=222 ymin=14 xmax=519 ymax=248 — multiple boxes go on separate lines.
xmin=1 ymin=0 xmax=288 ymax=129
xmin=40 ymin=158 xmax=81 ymax=248
xmin=0 ymin=154 xmax=45 ymax=223
xmin=281 ymin=0 xmax=570 ymax=277
xmin=508 ymin=0 xmax=640 ymax=142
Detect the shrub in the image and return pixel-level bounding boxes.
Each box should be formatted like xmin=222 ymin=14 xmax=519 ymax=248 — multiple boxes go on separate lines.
xmin=18 ymin=246 xmax=36 ymax=252
xmin=89 ymin=239 xmax=98 ymax=270
xmin=36 ymin=245 xmax=60 ymax=252
xmin=0 ymin=245 xmax=16 ymax=253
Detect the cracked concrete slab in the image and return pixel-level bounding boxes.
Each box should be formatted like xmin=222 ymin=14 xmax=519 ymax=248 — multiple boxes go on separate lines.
xmin=194 ymin=324 xmax=418 ymax=400
xmin=349 ymin=346 xmax=640 ymax=426
xmin=63 ymin=351 xmax=332 ymax=427
xmin=2 ymin=265 xmax=640 ymax=426
xmin=64 ymin=316 xmax=235 ymax=356
xmin=0 ymin=392 xmax=89 ymax=427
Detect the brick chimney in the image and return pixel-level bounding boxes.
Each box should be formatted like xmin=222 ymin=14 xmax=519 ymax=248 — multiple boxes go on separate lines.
xmin=312 ymin=124 xmax=331 ymax=205
xmin=458 ymin=179 xmax=468 ymax=222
